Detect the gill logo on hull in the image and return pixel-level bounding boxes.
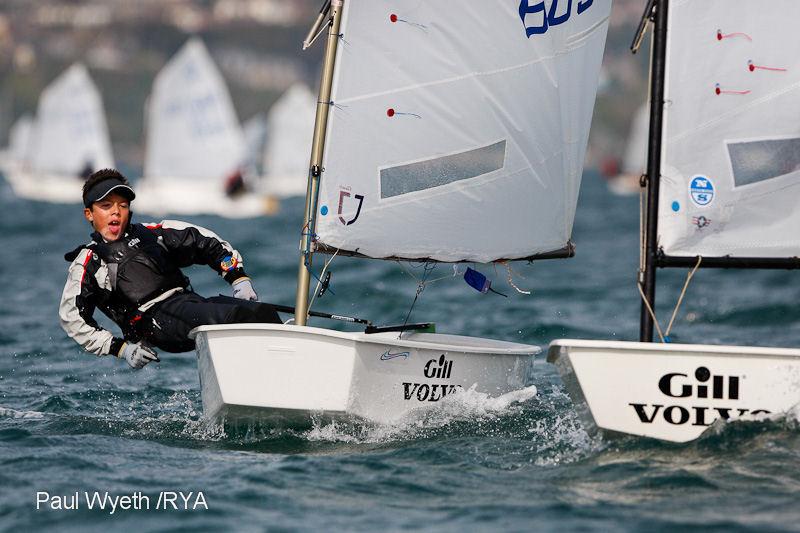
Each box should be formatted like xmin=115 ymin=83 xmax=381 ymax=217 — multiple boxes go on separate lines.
xmin=424 ymin=354 xmax=453 ymax=379
xmin=629 ymin=366 xmax=770 ymax=427
xmin=402 ymin=354 xmax=461 ymax=402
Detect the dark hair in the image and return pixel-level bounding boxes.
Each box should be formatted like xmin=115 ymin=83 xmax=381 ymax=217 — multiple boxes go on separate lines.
xmin=82 ymin=168 xmax=130 ymax=200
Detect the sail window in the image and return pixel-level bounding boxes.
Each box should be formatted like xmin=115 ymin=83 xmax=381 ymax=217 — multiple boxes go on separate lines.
xmin=727 ymin=137 xmax=800 ymax=187
xmin=380 ymin=140 xmax=506 ymax=199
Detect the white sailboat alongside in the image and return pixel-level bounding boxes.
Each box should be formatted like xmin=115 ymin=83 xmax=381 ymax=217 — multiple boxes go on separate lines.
xmin=191 ymin=0 xmax=613 ymax=425
xmin=259 ymin=83 xmax=317 ymax=198
xmin=4 ymin=64 xmax=114 ymax=203
xmin=135 ymin=39 xmax=275 ymax=218
xmin=550 ymin=0 xmax=800 ymax=443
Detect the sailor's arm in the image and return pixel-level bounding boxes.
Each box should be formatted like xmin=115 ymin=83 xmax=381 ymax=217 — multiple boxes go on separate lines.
xmin=147 ymin=220 xmax=249 ymax=283
xmin=59 ymin=249 xmax=125 ymax=357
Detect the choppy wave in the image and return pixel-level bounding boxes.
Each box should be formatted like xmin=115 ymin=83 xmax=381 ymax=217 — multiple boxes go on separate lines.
xmin=23 ymin=383 xmax=800 ymax=463
xmin=16 ymin=383 xmax=605 ymax=469
xmin=691 ymin=403 xmax=800 ymax=445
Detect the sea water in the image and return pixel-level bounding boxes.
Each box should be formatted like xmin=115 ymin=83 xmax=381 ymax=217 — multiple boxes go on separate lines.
xmin=2 ymin=173 xmax=799 ymax=531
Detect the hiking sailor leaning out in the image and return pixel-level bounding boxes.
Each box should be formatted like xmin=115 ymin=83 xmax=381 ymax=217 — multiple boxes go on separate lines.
xmin=60 ymin=168 xmax=281 ymax=369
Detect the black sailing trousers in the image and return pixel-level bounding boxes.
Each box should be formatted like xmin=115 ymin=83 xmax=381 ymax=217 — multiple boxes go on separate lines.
xmin=138 ymin=292 xmax=282 ymax=353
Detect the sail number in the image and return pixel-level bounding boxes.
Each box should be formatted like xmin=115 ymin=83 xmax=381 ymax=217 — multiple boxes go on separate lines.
xmin=519 ymin=0 xmax=594 ymax=37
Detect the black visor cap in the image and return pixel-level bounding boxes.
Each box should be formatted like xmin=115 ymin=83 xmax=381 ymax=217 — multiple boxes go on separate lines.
xmin=83 ymin=178 xmax=136 ymax=208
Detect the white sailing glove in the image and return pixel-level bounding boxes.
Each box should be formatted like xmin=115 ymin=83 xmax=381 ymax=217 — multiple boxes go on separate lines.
xmin=118 ymin=342 xmax=160 ymax=369
xmin=232 ymin=277 xmax=258 ymax=301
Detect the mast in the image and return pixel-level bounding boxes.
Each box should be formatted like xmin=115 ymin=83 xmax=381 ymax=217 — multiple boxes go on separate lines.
xmin=639 ymin=0 xmax=668 ymax=342
xmin=294 ymin=0 xmax=344 ymax=326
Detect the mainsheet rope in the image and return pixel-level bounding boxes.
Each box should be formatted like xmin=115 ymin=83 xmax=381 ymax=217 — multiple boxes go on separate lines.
xmin=637 ymin=183 xmax=703 ymax=343
xmin=664 ymin=255 xmax=702 ymax=339
xmin=636 ymin=256 xmax=702 ymax=343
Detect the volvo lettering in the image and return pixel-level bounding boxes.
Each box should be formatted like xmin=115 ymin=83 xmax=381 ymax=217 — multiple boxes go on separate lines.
xmin=402 ymin=355 xmax=460 ymax=403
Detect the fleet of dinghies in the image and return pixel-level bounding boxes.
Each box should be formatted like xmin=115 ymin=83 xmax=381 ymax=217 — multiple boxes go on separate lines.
xmin=550 ymin=0 xmax=800 ymax=443
xmin=134 ymin=38 xmax=275 ymax=218
xmin=190 ymin=0 xmax=613 ymax=426
xmin=2 ymin=63 xmax=114 ymax=203
xmin=1 ymin=38 xmax=315 ymax=214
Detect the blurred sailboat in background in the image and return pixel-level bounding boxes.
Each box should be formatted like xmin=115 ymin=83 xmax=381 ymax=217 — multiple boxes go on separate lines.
xmin=241 ymin=112 xmax=267 ymax=179
xmin=258 ymin=82 xmax=316 ymax=198
xmin=607 ymin=103 xmax=648 ymax=195
xmin=0 ymin=114 xmax=34 ymax=170
xmin=2 ymin=64 xmax=114 ymax=203
xmin=135 ymin=38 xmax=276 ymax=218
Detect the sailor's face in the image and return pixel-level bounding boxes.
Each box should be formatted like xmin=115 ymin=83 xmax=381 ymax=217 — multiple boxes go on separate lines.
xmin=84 ymin=193 xmax=131 ymax=242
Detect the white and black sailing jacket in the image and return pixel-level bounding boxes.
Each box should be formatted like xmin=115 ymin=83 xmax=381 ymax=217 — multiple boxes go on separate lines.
xmin=59 ymin=220 xmax=248 ymax=357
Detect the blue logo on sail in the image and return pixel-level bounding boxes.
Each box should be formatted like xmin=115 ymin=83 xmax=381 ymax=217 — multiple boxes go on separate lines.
xmin=689 ymin=175 xmax=715 ymax=207
xmin=519 ymin=0 xmax=594 ymax=37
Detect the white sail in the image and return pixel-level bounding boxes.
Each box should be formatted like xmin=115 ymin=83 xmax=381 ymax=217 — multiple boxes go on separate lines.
xmin=315 ymin=0 xmax=612 ymax=263
xmin=29 ymin=63 xmax=114 ymax=174
xmin=262 ymin=83 xmax=316 ymax=197
xmin=143 ymin=38 xmax=244 ymax=183
xmin=8 ymin=114 xmax=34 ymax=163
xmin=659 ymin=0 xmax=800 ymax=257
xmin=622 ymin=104 xmax=649 ymax=175
xmin=242 ymin=113 xmax=267 ymax=177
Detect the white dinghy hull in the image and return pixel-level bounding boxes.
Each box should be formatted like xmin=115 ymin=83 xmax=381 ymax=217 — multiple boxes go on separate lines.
xmin=3 ymin=165 xmax=83 ymax=203
xmin=192 ymin=324 xmax=537 ymax=425
xmin=548 ymin=339 xmax=800 ymax=443
xmin=133 ymin=179 xmax=279 ymax=219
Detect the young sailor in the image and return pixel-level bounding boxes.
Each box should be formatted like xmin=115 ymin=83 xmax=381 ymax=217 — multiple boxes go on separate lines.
xmin=60 ymin=168 xmax=281 ymax=369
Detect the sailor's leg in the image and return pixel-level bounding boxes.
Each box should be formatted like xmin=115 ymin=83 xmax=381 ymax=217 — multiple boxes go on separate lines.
xmin=141 ymin=292 xmax=237 ymax=352
xmin=141 ymin=293 xmax=283 ymax=353
xmin=206 ymin=295 xmax=282 ymax=324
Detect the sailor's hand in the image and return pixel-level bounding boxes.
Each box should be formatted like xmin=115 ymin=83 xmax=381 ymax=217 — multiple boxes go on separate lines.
xmin=232 ymin=277 xmax=258 ymax=301
xmin=118 ymin=342 xmax=160 ymax=369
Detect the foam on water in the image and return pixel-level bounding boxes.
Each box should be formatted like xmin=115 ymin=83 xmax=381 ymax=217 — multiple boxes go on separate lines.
xmin=118 ymin=391 xmax=229 ymax=442
xmin=303 ymin=385 xmax=539 ymax=445
xmin=527 ymin=386 xmax=605 ymax=466
xmin=299 ymin=384 xmax=604 ymax=466
xmin=782 ymin=402 xmax=800 ymax=426
xmin=0 ymin=406 xmax=46 ymax=420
